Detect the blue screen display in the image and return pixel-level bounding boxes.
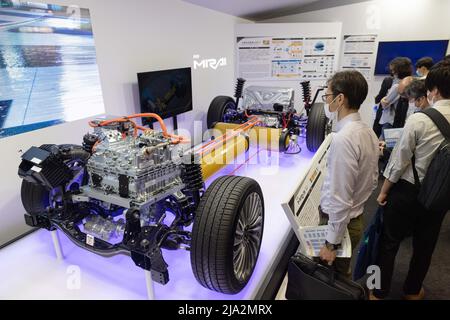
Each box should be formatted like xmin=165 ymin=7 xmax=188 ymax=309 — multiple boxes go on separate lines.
xmin=374 ymin=40 xmax=449 ymax=75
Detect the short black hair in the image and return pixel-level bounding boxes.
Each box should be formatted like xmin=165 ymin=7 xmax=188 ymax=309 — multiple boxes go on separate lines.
xmin=327 ymin=70 xmax=368 ymax=110
xmin=426 ymin=60 xmax=450 ymax=99
xmin=405 ymin=79 xmax=427 ymax=100
xmin=415 ymin=57 xmax=434 ymax=70
xmin=389 ymin=57 xmax=413 ymax=79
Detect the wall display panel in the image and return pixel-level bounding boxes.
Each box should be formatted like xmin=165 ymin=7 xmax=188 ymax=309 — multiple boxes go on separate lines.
xmin=0 ymin=2 xmax=104 ymax=139
xmin=236 ymin=23 xmax=342 ymax=83
xmin=235 ymin=23 xmax=342 ymax=112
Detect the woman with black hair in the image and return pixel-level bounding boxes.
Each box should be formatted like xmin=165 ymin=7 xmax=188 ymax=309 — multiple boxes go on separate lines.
xmin=374 ymin=57 xmax=413 ymax=138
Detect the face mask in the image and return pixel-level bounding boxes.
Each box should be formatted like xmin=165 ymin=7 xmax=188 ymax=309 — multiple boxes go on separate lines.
xmin=324 ymin=95 xmax=341 ymax=121
xmin=416 ymin=70 xmax=422 ymax=77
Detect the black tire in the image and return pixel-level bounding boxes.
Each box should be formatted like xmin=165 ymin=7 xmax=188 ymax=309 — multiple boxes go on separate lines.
xmin=306 ymin=102 xmax=328 ymax=152
xmin=21 ymin=180 xmax=50 ymax=215
xmin=207 ymin=96 xmax=236 ymax=129
xmin=279 ymin=129 xmax=291 ymax=153
xmin=191 ymin=176 xmax=264 ymax=294
xmin=20 ymin=144 xmax=88 ymax=215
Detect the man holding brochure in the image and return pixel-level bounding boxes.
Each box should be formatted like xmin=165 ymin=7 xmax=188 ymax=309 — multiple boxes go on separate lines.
xmin=318 ymin=71 xmax=379 ymax=278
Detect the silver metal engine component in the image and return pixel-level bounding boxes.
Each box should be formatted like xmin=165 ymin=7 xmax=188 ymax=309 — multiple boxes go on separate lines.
xmin=81 ymin=127 xmax=187 ymax=210
xmin=242 ymin=86 xmax=295 ymax=113
xmin=258 ymin=115 xmax=282 ymax=128
xmin=83 ymin=215 xmax=125 ymax=241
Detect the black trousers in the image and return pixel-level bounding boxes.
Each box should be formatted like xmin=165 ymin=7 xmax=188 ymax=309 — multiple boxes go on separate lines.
xmin=373 ymin=180 xmax=447 ymax=298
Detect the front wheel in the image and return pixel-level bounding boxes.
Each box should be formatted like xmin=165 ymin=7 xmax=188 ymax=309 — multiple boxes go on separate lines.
xmin=306 ymin=103 xmax=329 ymax=152
xmin=20 ymin=144 xmax=88 ymax=215
xmin=190 ymin=176 xmax=264 ymax=294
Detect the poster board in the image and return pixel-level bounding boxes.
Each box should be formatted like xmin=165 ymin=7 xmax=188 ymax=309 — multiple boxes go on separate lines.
xmin=237 ymin=36 xmax=337 ymax=81
xmin=341 ymin=34 xmax=378 ymax=81
xmin=235 ymin=23 xmax=343 ymax=111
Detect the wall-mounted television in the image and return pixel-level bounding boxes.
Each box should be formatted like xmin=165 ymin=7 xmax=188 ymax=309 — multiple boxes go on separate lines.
xmin=374 ymin=40 xmax=449 ymax=75
xmin=137 ymin=67 xmax=193 ymax=125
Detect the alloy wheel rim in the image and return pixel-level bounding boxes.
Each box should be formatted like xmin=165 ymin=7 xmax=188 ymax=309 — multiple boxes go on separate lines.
xmin=233 ymin=192 xmax=263 ymax=282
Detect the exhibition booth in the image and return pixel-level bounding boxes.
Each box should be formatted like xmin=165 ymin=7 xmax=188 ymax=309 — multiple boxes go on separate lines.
xmin=0 ymin=0 xmax=449 ymax=301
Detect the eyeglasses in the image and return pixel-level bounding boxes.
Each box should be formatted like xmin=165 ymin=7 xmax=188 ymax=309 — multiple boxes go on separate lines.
xmin=321 ymin=94 xmax=334 ymax=103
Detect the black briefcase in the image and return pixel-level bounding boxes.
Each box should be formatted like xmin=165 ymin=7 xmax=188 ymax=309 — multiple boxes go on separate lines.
xmin=286 ymin=253 xmax=367 ymax=300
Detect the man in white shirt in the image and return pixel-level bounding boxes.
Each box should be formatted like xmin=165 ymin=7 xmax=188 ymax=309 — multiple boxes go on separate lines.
xmin=373 ymin=60 xmax=450 ymax=300
xmin=318 ymin=71 xmax=379 ymax=277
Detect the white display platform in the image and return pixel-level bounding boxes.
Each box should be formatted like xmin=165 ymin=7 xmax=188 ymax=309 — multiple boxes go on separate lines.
xmin=0 ymin=141 xmax=315 ymax=300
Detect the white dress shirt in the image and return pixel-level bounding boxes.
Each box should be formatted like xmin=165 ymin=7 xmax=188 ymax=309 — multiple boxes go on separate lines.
xmin=320 ymin=112 xmax=379 ymax=244
xmin=384 ymin=99 xmax=450 ymax=184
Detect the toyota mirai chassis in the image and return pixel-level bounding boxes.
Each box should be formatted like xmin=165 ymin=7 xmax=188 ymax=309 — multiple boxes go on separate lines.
xmin=18 ymin=114 xmax=264 ymax=295
xmin=207 ymin=79 xmax=331 ymax=153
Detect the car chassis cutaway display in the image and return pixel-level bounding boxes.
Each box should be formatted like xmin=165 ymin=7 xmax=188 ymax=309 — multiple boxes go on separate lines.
xmin=17 ymin=113 xmax=265 ymax=295
xmin=207 ymin=79 xmax=331 ymax=153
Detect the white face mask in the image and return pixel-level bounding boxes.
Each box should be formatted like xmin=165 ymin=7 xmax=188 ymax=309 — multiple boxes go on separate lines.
xmin=324 ymin=95 xmax=342 ymax=121
xmin=416 ymin=70 xmax=423 ymax=77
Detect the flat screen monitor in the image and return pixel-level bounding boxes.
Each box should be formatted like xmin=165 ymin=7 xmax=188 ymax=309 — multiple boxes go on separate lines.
xmin=137 ymin=67 xmax=193 ymax=125
xmin=374 ymin=40 xmax=449 ymax=75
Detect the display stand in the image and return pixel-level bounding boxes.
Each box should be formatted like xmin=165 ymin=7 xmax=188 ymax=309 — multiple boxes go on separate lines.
xmin=1 ymin=141 xmax=317 ymax=299
xmin=144 ymin=116 xmax=177 ymax=132
xmin=144 ymin=270 xmax=155 ymax=300
xmin=50 ymin=229 xmax=155 ymax=300
xmin=50 ymin=229 xmax=64 ymax=261
xmin=172 ymin=115 xmax=178 ymax=131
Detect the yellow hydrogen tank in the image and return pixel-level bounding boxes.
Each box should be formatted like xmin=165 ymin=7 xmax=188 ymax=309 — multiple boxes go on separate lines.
xmin=212 ymin=122 xmax=288 ymax=151
xmin=200 ymin=134 xmax=248 ymax=181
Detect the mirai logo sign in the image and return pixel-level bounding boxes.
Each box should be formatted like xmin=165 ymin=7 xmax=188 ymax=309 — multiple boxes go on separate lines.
xmin=193 ymin=55 xmax=227 ymax=70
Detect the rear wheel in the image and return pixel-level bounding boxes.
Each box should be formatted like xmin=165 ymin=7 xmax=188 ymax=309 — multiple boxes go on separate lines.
xmin=279 ymin=129 xmax=291 ymax=153
xmin=207 ymin=96 xmax=236 ymax=129
xmin=306 ymin=103 xmax=329 ymax=152
xmin=191 ymin=176 xmax=264 ymax=294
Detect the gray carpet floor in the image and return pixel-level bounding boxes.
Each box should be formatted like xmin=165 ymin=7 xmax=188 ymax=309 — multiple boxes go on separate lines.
xmin=353 ymin=178 xmax=450 ymax=300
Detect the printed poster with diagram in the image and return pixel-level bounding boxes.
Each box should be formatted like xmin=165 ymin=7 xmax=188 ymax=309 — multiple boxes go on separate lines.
xmin=341 ymin=34 xmax=378 ymax=81
xmin=237 ymin=36 xmax=338 ymax=81
xmin=302 ymin=37 xmax=337 ymax=80
xmin=281 ymin=134 xmax=352 ymax=258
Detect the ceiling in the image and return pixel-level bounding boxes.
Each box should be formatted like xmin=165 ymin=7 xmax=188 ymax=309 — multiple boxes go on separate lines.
xmin=182 ymin=0 xmax=370 ymax=21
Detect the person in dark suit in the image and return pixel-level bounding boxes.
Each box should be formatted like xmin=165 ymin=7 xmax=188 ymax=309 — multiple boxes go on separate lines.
xmin=393 ymin=76 xmax=414 ymax=128
xmin=373 ymin=76 xmax=394 ymax=137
